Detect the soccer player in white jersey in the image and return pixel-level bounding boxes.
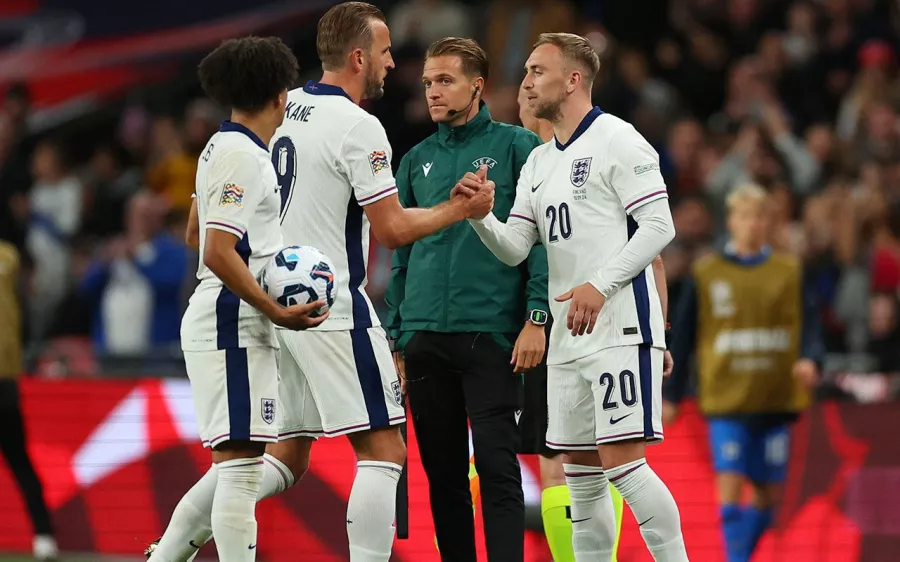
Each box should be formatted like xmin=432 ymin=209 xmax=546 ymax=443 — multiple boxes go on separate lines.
xmin=457 ymin=33 xmax=689 ymax=561
xmin=145 ymin=37 xmax=326 ymax=562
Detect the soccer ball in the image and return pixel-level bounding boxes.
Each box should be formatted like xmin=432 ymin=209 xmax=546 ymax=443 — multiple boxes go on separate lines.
xmin=261 ymin=245 xmax=337 ymax=317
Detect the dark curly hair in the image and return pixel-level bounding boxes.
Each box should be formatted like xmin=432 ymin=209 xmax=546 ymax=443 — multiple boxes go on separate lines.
xmin=198 ymin=36 xmax=299 ymax=114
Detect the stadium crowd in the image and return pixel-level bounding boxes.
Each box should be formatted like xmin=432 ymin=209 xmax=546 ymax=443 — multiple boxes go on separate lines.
xmin=0 ymin=0 xmax=899 ymax=396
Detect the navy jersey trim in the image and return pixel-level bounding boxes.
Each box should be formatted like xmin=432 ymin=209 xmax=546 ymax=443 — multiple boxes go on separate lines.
xmin=627 ymin=216 xmax=653 ymax=345
xmin=555 ymin=106 xmax=604 ymax=151
xmin=219 ymin=120 xmax=267 ymax=151
xmin=350 ymin=329 xmax=389 ymax=428
xmin=637 ymin=345 xmax=654 ymax=438
xmin=344 ymin=195 xmax=373 ymax=330
xmin=215 ymin=233 xmax=252 ymax=349
xmin=225 ymin=348 xmax=251 ymax=441
xmin=303 ymin=80 xmax=353 ymax=101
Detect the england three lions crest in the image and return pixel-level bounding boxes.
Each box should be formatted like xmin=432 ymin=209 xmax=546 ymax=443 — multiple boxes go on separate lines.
xmin=261 ymin=398 xmax=276 ymax=425
xmin=571 ymin=158 xmax=592 ymax=187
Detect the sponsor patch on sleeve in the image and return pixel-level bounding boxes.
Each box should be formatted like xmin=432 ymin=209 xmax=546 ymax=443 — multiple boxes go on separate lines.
xmin=633 ymin=163 xmax=660 ymax=176
xmin=368 ymin=150 xmax=390 ymax=176
xmin=219 ymin=183 xmax=244 ymax=207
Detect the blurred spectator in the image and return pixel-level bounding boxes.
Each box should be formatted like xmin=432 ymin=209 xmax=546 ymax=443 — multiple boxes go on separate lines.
xmin=145 ymin=115 xmax=196 ymax=217
xmin=663 ymin=118 xmax=707 ymax=198
xmin=835 ymin=39 xmax=899 ymax=142
xmin=78 ymin=192 xmax=188 ymax=355
xmin=80 ymin=143 xmax=143 ymax=238
xmin=25 ymin=140 xmax=83 ymax=340
xmin=183 ymin=98 xmax=221 ymax=157
xmin=0 ymin=113 xmax=31 ymax=253
xmin=388 ymin=0 xmax=472 ymax=49
xmin=482 ymin=0 xmax=577 ymax=86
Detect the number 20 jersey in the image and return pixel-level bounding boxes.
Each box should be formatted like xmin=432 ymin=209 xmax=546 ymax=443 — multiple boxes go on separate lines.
xmin=269 ymin=81 xmax=398 ymax=331
xmin=510 ymin=108 xmax=668 ymax=364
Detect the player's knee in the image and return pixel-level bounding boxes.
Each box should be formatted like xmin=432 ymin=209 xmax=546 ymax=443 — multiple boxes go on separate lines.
xmin=562 ymin=449 xmax=603 ymax=468
xmin=596 ymin=438 xmax=645 ymax=470
xmin=350 ymin=426 xmax=406 ymax=465
xmin=265 ymin=438 xmax=312 ymax=484
xmin=751 ymin=483 xmax=781 ymax=508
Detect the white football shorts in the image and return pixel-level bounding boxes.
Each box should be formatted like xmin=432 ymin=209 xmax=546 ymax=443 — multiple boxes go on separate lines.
xmin=184 ymin=347 xmax=280 ymax=449
xmin=546 ymin=344 xmax=664 ymax=450
xmin=277 ymin=326 xmax=406 ymax=439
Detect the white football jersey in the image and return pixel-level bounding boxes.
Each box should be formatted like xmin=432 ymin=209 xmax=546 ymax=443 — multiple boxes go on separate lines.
xmin=181 ymin=122 xmax=283 ymax=351
xmin=270 ymin=81 xmax=397 ymax=331
xmin=509 ymin=108 xmax=668 ymax=365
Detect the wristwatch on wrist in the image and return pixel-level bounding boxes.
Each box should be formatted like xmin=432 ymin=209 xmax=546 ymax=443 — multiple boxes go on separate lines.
xmin=528 ymin=309 xmax=548 ymax=326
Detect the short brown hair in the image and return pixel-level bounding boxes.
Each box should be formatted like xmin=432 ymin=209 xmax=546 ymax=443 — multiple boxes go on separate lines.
xmin=426 ymin=37 xmax=490 ymax=82
xmin=534 ymin=33 xmax=601 ymax=86
xmin=316 ymin=2 xmax=385 ymax=71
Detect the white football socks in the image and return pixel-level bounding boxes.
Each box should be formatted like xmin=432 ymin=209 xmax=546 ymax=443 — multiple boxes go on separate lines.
xmin=149 ymin=453 xmax=295 ymax=561
xmin=606 ymin=459 xmax=689 ymax=561
xmin=148 ymin=464 xmax=218 ymax=562
xmin=210 ymin=457 xmax=264 ymax=561
xmin=259 ymin=453 xmax=295 ymax=499
xmin=563 ymin=463 xmax=618 ymax=561
xmin=346 ymin=461 xmax=402 ymax=562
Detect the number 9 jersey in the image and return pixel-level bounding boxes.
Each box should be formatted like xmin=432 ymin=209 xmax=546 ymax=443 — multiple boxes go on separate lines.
xmin=269 ymin=81 xmax=397 ymax=332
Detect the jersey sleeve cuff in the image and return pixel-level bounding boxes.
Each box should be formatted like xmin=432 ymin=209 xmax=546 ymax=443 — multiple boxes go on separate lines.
xmin=589 ymin=270 xmax=613 ymax=298
xmin=624 ymin=189 xmax=668 ymax=215
xmin=205 ymin=219 xmax=246 ymax=238
xmin=357 ymin=186 xmax=398 ymax=206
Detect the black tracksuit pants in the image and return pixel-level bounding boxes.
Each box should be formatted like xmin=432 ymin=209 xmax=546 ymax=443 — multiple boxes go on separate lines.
xmin=0 ymin=379 xmax=54 ymax=536
xmin=405 ymin=331 xmax=523 ymax=562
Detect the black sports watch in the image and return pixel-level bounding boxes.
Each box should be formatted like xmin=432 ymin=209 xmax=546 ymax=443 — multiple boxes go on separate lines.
xmin=528 ymin=309 xmax=548 ymax=326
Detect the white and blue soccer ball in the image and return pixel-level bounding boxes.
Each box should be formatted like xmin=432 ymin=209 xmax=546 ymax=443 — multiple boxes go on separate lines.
xmin=261 ymin=245 xmax=337 ymax=317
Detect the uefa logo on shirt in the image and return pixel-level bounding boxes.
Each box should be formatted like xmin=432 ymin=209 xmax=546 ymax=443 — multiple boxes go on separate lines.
xmin=570 ymin=158 xmax=592 ymax=187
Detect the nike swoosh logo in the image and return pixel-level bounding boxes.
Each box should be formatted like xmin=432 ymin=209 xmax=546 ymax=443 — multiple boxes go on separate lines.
xmin=609 ymin=413 xmax=633 ymax=424
xmin=531 ymin=181 xmax=543 ymax=192
xmin=638 ymin=516 xmax=654 ymax=526
xmin=189 ymin=540 xmax=200 ymax=549
xmin=571 ymin=517 xmax=591 ymax=523
xmin=248 ymin=544 xmax=257 ymax=549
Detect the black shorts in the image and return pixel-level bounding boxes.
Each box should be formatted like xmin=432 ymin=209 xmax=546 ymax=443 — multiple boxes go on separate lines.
xmin=518 ymin=361 xmax=561 ymax=458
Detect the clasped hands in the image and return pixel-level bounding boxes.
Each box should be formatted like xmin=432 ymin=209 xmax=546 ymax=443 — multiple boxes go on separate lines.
xmin=451 ymin=165 xmax=495 ymax=219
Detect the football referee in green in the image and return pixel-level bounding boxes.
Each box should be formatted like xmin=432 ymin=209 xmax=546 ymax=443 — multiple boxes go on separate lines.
xmin=385 ymin=38 xmax=546 ymax=562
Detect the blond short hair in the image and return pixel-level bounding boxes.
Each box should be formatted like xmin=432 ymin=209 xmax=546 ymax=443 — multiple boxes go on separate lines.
xmin=726 ymin=183 xmax=769 ymax=212
xmin=316 ymin=2 xmax=385 ymax=71
xmin=534 ymin=33 xmax=601 ymax=87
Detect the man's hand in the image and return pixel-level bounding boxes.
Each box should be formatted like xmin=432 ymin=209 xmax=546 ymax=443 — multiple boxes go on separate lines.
xmin=792 ymin=358 xmax=819 ymax=388
xmin=555 ymin=283 xmax=606 ymax=336
xmin=663 ymin=350 xmax=673 ymax=378
xmin=512 ymin=322 xmax=546 ymax=373
xmin=393 ymin=351 xmax=407 ymax=395
xmin=269 ymin=300 xmax=330 ymax=331
xmin=451 ymin=165 xmax=495 ymax=219
xmin=662 ymin=400 xmax=679 ymax=426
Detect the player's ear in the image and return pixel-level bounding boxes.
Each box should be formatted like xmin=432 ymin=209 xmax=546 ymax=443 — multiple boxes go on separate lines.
xmin=351 ymin=47 xmax=365 ymax=72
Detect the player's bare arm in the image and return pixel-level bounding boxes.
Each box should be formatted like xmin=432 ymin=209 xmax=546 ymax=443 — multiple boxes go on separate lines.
xmin=185 ymin=197 xmax=200 ymax=250
xmin=363 ymin=190 xmax=469 ymax=249
xmin=203 ymin=228 xmax=327 ymax=330
xmin=652 ymin=255 xmax=674 ymax=377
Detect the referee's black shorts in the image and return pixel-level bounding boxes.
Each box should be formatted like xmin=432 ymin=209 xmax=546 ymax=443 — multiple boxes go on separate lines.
xmin=518 ymin=355 xmax=561 ymax=458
